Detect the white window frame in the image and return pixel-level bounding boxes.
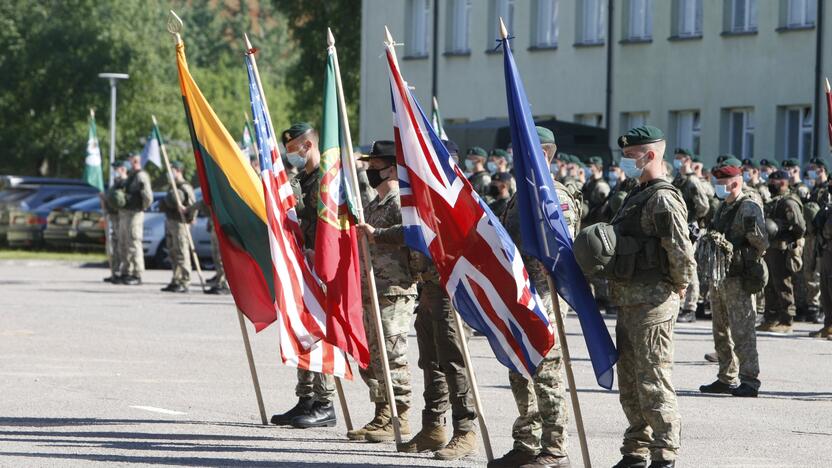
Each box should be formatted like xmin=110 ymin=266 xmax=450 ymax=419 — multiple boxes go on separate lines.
xmin=406 ymin=0 xmax=431 ymax=58
xmin=677 ymin=0 xmax=703 ymax=37
xmin=579 ymin=0 xmax=606 ymax=44
xmin=675 ymin=110 xmax=702 ymax=155
xmin=786 ymin=0 xmax=817 ymax=28
xmin=447 ymin=0 xmax=471 ymax=53
xmin=783 ymin=106 xmax=813 ymax=162
xmin=627 ymin=0 xmax=653 ymax=40
xmin=729 ymin=109 xmax=755 ymax=159
xmin=730 ymin=0 xmax=758 ymax=32
xmin=533 ymin=0 xmax=559 ymax=48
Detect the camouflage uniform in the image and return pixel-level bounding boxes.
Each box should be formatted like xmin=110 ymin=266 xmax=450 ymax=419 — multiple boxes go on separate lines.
xmin=708 ymin=192 xmax=767 ymax=390
xmin=103 ymin=178 xmax=126 ymax=277
xmin=468 ymin=170 xmax=492 ymax=199
xmin=159 ymin=180 xmax=196 ymax=287
xmin=609 ymin=180 xmax=695 ymax=463
xmin=359 ymin=188 xmax=417 ymax=409
xmin=581 ymin=176 xmax=611 ymax=226
xmin=763 ymin=191 xmax=806 ymax=325
xmin=816 ymin=195 xmax=832 ymax=331
xmin=672 ymin=172 xmax=709 ymax=313
xmin=488 ymin=196 xmax=510 ymax=218
xmin=412 ymin=253 xmax=477 ymax=432
xmin=498 ymin=180 xmax=578 ymax=457
xmin=119 ymin=169 xmax=152 ymax=278
xmin=796 ymin=185 xmax=826 ymax=320
xmin=749 ymin=180 xmax=771 ymax=205
xmin=290 ymin=168 xmax=335 ymax=403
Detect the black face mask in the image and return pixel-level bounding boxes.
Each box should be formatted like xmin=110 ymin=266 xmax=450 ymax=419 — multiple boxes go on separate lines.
xmin=367 ymin=167 xmax=389 ymax=189
xmin=487 ymin=184 xmax=500 ymax=198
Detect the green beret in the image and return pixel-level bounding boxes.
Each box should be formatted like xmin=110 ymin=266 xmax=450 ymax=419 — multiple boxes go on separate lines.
xmin=170 ymin=160 xmax=185 ymax=171
xmin=568 ymin=155 xmax=581 ymax=164
xmin=466 ymin=146 xmax=487 ymax=158
xmin=782 ymin=158 xmax=800 ymax=168
xmin=617 ymin=125 xmax=665 ymax=148
xmin=588 ymin=156 xmax=604 ymax=167
xmin=809 ymin=157 xmax=827 ymax=169
xmin=281 ymin=122 xmax=313 ymax=146
xmin=716 ymin=154 xmax=734 ymax=164
xmin=673 ymin=148 xmax=692 ymax=157
xmin=490 ymin=148 xmax=509 ymax=158
xmin=760 ymin=158 xmax=779 ymax=168
xmin=721 ymin=157 xmax=743 ymax=168
xmin=536 ymin=126 xmax=556 ymax=145
xmin=769 ymin=170 xmax=790 ymax=180
xmin=741 ymin=158 xmax=759 ymax=168
xmin=556 ymin=153 xmax=569 ymax=162
xmin=575 ymin=160 xmax=586 ymax=168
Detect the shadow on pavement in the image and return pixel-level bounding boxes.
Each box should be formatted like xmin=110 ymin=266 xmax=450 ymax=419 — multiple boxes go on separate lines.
xmin=0 ymin=452 xmax=391 ymax=467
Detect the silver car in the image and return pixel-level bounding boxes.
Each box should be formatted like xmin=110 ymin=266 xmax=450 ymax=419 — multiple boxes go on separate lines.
xmin=142 ymin=188 xmax=212 ymax=269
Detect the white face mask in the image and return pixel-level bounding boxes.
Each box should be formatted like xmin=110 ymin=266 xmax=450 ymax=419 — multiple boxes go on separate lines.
xmin=286 ymin=152 xmax=306 ymax=168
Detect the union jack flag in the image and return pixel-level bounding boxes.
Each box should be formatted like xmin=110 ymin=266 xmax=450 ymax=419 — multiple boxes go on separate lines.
xmin=385 ymin=42 xmax=555 ymax=378
xmin=245 ymin=45 xmax=351 ymax=379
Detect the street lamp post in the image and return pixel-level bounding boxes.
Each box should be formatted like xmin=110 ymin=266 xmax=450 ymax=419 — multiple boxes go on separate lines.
xmin=98 ymin=73 xmax=129 ymax=185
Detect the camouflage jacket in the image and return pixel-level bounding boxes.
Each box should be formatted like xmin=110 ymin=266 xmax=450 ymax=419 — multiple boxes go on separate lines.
xmin=582 ymin=177 xmax=611 ymax=224
xmin=710 ymin=192 xmax=768 ymax=257
xmin=672 ymin=172 xmax=709 ymax=222
xmin=159 ymin=180 xmax=196 ymax=222
xmin=488 ymin=196 xmax=510 ymax=218
xmin=468 ymin=171 xmax=492 ymax=198
xmin=123 ymin=169 xmax=153 ymax=211
xmin=364 ymin=188 xmax=417 ymax=297
xmin=749 ymin=180 xmax=771 ymax=205
xmin=766 ymin=192 xmax=806 ymax=247
xmin=290 ymin=167 xmax=320 ymax=249
xmin=103 ymin=178 xmax=127 ymax=215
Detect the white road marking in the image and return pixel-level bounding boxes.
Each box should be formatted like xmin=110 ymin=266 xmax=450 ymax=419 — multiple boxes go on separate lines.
xmin=129 ymin=405 xmax=186 ymax=415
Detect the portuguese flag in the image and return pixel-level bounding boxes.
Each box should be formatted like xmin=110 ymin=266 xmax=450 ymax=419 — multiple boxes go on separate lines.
xmin=175 ymin=41 xmax=276 ymax=331
xmin=314 ymin=47 xmax=369 ymax=368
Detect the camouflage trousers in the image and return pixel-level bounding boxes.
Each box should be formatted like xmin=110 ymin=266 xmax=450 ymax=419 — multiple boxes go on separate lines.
xmin=165 ymin=219 xmax=191 ymax=286
xmin=682 ymin=240 xmax=700 ymax=312
xmin=209 ymin=228 xmax=227 ymax=287
xmin=295 ymin=369 xmax=335 ymax=403
xmin=709 ymin=277 xmax=760 ymax=390
xmin=359 ymin=294 xmax=415 ymax=409
xmin=508 ymin=292 xmax=569 ymax=457
xmin=616 ymin=294 xmax=681 ymax=462
xmin=764 ymin=248 xmax=796 ymax=323
xmin=820 ymin=249 xmax=832 ymax=328
xmin=118 ymin=210 xmax=144 ymax=277
xmin=414 ymin=280 xmax=477 ymax=432
xmin=795 ymin=233 xmax=821 ymax=315
xmin=108 ymin=214 xmax=121 ymax=276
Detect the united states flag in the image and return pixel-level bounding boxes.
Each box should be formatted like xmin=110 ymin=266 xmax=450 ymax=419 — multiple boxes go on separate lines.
xmin=385 ymin=41 xmax=554 ymax=378
xmin=245 ymin=45 xmax=351 ymax=379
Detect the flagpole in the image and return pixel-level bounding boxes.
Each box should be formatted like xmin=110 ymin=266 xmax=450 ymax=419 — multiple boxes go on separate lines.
xmin=94 ymin=108 xmax=115 ymax=275
xmin=825 ymin=77 xmax=832 ymax=153
xmin=167 ymin=11 xmax=268 ymax=426
xmin=497 ymin=17 xmax=592 ymax=468
xmin=329 ymin=27 xmax=401 ymax=444
xmin=244 ymin=112 xmax=260 ymax=159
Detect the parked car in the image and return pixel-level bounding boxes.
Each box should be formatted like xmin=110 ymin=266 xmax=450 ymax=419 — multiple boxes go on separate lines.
xmin=143 ymin=188 xmax=212 ymax=269
xmin=0 ymin=182 xmax=98 ymax=245
xmin=6 ymin=194 xmax=97 ymax=248
xmin=69 ymin=192 xmax=167 ymax=253
xmin=44 ymin=196 xmax=103 ymax=250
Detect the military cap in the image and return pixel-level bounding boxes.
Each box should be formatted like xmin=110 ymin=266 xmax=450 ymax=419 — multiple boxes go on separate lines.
xmin=359 ymin=140 xmax=396 ymax=161
xmin=113 ymin=160 xmax=131 ymax=169
xmin=556 ymin=153 xmax=569 ymax=162
xmin=588 ymin=156 xmax=604 ymax=167
xmin=281 ymin=122 xmax=313 ymax=146
xmin=492 ymin=172 xmax=513 ymax=183
xmin=716 ymin=154 xmax=735 ymax=164
xmin=170 ymin=160 xmax=185 ymax=171
xmin=760 ymin=158 xmax=779 ymax=168
xmin=490 ymin=148 xmax=509 ymax=158
xmin=466 ymin=146 xmax=487 ymax=158
xmin=742 ymin=158 xmax=759 ymax=168
xmin=721 ymin=157 xmax=743 ymax=168
xmin=617 ymin=125 xmax=664 ymax=148
xmin=712 ymin=165 xmax=741 ymax=179
xmin=691 ymin=156 xmax=702 ymax=164
xmin=575 ymin=160 xmax=587 ymax=168
xmin=442 ymin=139 xmax=459 ymax=155
xmin=769 ymin=170 xmax=790 ymax=180
xmin=808 ymin=157 xmax=827 ymax=169
xmin=782 ymin=158 xmax=800 ymax=168
xmin=536 ymin=126 xmax=556 ymax=145
xmin=673 ymin=148 xmax=692 ymax=157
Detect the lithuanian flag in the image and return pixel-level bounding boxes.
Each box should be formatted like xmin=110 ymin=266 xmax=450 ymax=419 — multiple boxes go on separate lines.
xmin=175 ymin=41 xmax=276 ymax=331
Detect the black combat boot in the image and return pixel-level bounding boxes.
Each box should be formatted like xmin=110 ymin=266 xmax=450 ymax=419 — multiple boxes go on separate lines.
xmin=699 ymin=380 xmax=737 ymax=394
xmin=488 ymin=449 xmax=537 ymax=467
xmin=291 ymin=401 xmax=336 ymax=428
xmin=270 ymin=397 xmax=313 ymax=426
xmin=122 ymin=275 xmax=142 ymax=285
xmin=730 ymin=383 xmax=759 ymax=398
xmin=611 ymin=455 xmax=648 ymax=468
xmin=648 ymin=461 xmax=675 ymax=467
xmin=161 ymin=283 xmax=177 ymax=292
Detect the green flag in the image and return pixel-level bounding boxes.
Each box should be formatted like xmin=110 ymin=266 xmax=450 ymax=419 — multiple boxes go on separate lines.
xmin=83 ymin=110 xmax=105 ymax=191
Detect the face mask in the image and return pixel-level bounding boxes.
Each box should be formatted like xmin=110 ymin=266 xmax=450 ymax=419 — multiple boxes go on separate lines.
xmin=550 ymin=163 xmax=558 ymax=174
xmin=710 ymin=176 xmax=717 ymax=186
xmin=286 ymin=153 xmax=306 ymax=168
xmin=486 ymin=162 xmax=498 ymax=174
xmin=742 ymin=171 xmax=751 ymax=183
xmin=806 ymin=178 xmax=816 ymax=189
xmin=808 ymin=170 xmax=818 ymax=180
xmin=608 ymin=177 xmax=618 ymax=189
xmin=620 ymin=157 xmax=643 ymax=179
xmin=487 ymin=184 xmax=500 ymax=198
xmin=366 ymin=167 xmax=389 ymax=189
xmin=673 ymin=159 xmax=683 ymax=170
xmin=464 ymin=159 xmax=476 ymax=172
xmin=583 ymin=168 xmax=592 ymax=180
xmin=768 ymin=183 xmax=785 ymax=195
xmin=715 ymin=184 xmax=729 ymax=199
xmin=760 ymin=172 xmax=769 ymax=182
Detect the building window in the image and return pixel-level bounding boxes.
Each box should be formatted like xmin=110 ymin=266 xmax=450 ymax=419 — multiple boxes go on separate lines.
xmin=532 ymin=0 xmax=559 ymax=48
xmin=624 ymin=0 xmax=653 ymax=41
xmin=728 ymin=109 xmax=754 ymax=159
xmin=783 ymin=106 xmax=813 ymax=162
xmin=405 ymin=0 xmax=431 ymax=58
xmin=621 ymin=112 xmax=649 ymax=132
xmin=674 ymin=110 xmax=702 ymax=155
xmin=446 ymin=0 xmax=471 ymax=54
xmin=577 ymin=0 xmax=606 ymax=44
xmin=727 ymin=0 xmax=757 ymax=33
xmin=575 ymin=113 xmax=603 ymax=127
xmin=673 ymin=0 xmax=703 ymax=37
xmin=784 ymin=0 xmax=817 ymax=28
xmin=489 ymin=0 xmax=515 ymax=49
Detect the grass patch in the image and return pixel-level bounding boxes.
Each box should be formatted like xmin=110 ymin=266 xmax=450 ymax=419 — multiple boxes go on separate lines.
xmin=0 ymin=248 xmax=107 ymax=263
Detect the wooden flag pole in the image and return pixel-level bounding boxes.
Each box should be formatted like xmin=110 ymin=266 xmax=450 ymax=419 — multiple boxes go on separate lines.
xmin=153 ymin=115 xmax=206 ymax=292
xmin=237 ymin=308 xmax=269 ymax=425
xmin=330 ymin=28 xmax=401 ymax=444
xmin=95 ymin=107 xmax=115 ymax=275
xmin=450 ymin=309 xmax=494 ymax=461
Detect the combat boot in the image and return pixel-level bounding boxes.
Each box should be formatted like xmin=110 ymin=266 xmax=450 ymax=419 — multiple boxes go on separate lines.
xmin=808 ymin=325 xmax=832 ymax=338
xmin=519 ymin=451 xmax=570 ymax=467
xmin=488 ymin=449 xmax=538 ymax=467
xmin=611 ymin=455 xmax=648 ymax=468
xmin=291 ymin=401 xmax=336 ymax=428
xmin=676 ymin=309 xmax=696 ymax=323
xmin=730 ymin=383 xmax=759 ymax=398
xmin=364 ymin=406 xmax=411 ymax=442
xmin=122 ymin=275 xmax=142 ymax=285
xmin=270 ymin=397 xmax=313 ymax=426
xmin=434 ymin=430 xmax=478 ymax=461
xmin=704 ymin=352 xmax=718 ymax=363
xmin=769 ymin=322 xmax=793 ymax=334
xmin=396 ymin=424 xmax=446 ymax=453
xmin=699 ymin=380 xmax=737 ymax=394
xmin=346 ymin=403 xmax=389 ymax=440
xmin=648 ymin=461 xmax=675 ymax=468
xmin=755 ymin=321 xmax=777 ymax=332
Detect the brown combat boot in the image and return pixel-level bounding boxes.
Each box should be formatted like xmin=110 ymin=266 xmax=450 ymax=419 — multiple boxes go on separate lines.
xmin=769 ymin=322 xmax=793 ymax=334
xmin=808 ymin=326 xmax=832 ymax=338
xmin=346 ymin=403 xmax=389 ymax=440
xmin=365 ymin=406 xmax=411 ymax=442
xmin=434 ymin=430 xmax=478 ymax=460
xmin=755 ymin=321 xmax=777 ymax=332
xmin=396 ymin=424 xmax=447 ymax=453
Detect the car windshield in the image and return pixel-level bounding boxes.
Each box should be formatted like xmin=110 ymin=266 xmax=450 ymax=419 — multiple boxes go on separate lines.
xmin=0 ymin=188 xmax=35 ymax=204
xmin=36 ymin=194 xmax=95 ymax=213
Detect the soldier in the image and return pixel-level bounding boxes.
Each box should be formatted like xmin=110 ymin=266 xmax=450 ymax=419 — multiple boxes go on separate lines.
xmin=271 ymin=123 xmax=337 ymax=429
xmin=810 ymin=174 xmax=832 ymax=338
xmin=102 ymin=161 xmax=129 ymax=283
xmin=118 ymin=154 xmax=153 ymax=285
xmin=799 ymin=158 xmax=827 ymax=324
xmin=671 ymin=148 xmax=709 ymax=323
xmin=698 ymin=164 xmax=767 ymax=398
xmin=582 ymin=156 xmax=611 ymax=226
xmin=742 ymin=159 xmax=771 ymax=205
xmin=609 ymin=126 xmax=694 ymax=468
xmin=487 ymin=149 xmax=509 ymax=174
xmin=487 ymin=172 xmax=513 ymax=218
xmin=758 ymin=170 xmax=806 ymax=333
xmin=159 ymin=161 xmax=196 ymax=293
xmin=465 ymin=147 xmax=492 ymax=197
xmin=759 ymin=158 xmax=778 ymax=183
xmin=783 ymin=158 xmax=810 ymax=201
xmin=353 ymin=140 xmax=417 ymax=443
xmin=489 ymin=126 xmax=574 ymax=468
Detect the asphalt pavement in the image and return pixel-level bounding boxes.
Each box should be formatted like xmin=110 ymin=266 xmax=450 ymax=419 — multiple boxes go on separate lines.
xmin=0 ymin=260 xmax=830 ymax=467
